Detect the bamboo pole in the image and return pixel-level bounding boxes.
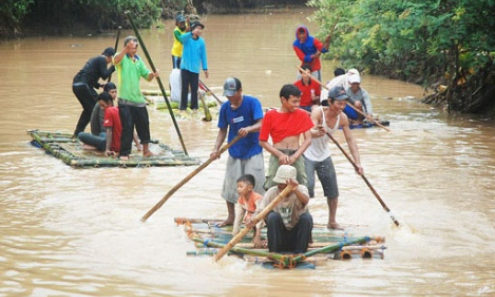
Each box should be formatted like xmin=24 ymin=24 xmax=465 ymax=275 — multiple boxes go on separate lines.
xmin=213 ymin=185 xmax=296 ymax=262
xmin=290 ymin=236 xmax=371 ymax=265
xmin=125 ymin=11 xmax=189 ymax=155
xmin=326 ymin=132 xmax=400 ymax=227
xmin=192 ymin=237 xmax=286 ymax=261
xmin=141 ymin=135 xmax=242 ymax=222
xmin=296 ymin=66 xmax=390 ymax=132
xmin=108 ymin=26 xmax=121 ymax=82
xmin=199 ymin=80 xmax=224 ymax=105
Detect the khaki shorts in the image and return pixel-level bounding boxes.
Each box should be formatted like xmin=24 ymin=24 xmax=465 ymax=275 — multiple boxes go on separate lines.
xmin=221 ymin=153 xmax=265 ymax=203
xmin=264 ymin=149 xmax=307 ymax=190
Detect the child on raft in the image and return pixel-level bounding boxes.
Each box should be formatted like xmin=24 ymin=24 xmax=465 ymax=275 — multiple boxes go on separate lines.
xmin=232 ymin=174 xmax=263 ymax=236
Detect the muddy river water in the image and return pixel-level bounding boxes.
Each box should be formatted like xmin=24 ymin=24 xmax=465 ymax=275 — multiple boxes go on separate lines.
xmin=0 ymin=9 xmax=494 ymax=297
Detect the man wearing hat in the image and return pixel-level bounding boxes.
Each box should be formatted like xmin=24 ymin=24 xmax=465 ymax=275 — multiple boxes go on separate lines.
xmin=72 ymin=47 xmax=115 ymax=137
xmin=210 ymin=77 xmax=265 ymax=227
xmin=171 ymin=14 xmax=188 ymax=69
xmin=252 ymin=165 xmax=313 ymax=253
xmin=179 ymin=21 xmax=208 ymax=111
xmin=344 ymin=74 xmax=373 ymax=123
xmin=306 ymin=86 xmax=363 ymax=230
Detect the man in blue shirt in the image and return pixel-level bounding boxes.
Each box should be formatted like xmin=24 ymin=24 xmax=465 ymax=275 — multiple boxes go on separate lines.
xmin=179 ymin=21 xmax=208 ymax=111
xmin=210 ymin=77 xmax=265 ymax=226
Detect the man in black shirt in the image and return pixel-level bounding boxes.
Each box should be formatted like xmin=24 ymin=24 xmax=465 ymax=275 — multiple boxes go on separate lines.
xmin=72 ymin=47 xmax=115 ymax=137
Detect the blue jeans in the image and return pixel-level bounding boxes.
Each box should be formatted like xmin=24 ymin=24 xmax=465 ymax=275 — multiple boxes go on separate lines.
xmin=78 ymin=132 xmax=106 ymax=151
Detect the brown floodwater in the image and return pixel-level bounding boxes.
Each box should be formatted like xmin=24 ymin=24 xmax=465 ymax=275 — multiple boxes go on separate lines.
xmin=1 ymin=9 xmax=494 ymax=297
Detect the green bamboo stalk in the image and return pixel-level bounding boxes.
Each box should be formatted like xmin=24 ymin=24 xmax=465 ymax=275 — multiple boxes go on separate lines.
xmin=191 ymin=238 xmax=287 ymax=261
xmin=291 ymin=236 xmax=371 ymax=264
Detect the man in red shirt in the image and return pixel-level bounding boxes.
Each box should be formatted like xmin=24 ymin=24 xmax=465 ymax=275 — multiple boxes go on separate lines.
xmin=98 ymin=92 xmax=122 ymax=157
xmin=259 ymin=84 xmax=314 ymax=190
xmin=294 ymin=64 xmax=321 ymax=112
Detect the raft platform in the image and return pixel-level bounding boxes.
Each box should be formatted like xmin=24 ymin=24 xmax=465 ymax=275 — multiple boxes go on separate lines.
xmin=175 ymin=217 xmax=386 ymax=269
xmin=347 ymin=120 xmax=390 ymax=130
xmin=28 ymin=129 xmax=201 ymax=168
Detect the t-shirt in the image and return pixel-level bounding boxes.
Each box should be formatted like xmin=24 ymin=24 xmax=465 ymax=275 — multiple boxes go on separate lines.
xmin=103 ymin=106 xmax=122 ymax=152
xmin=294 ymin=79 xmax=321 ymax=107
xmin=218 ymin=95 xmax=264 ymax=159
xmin=257 ymin=185 xmax=309 ymax=230
xmin=346 ymin=87 xmax=373 ymax=115
xmin=171 ymin=26 xmax=186 ymax=57
xmin=73 ymin=55 xmax=114 ymax=89
xmin=259 ymin=108 xmax=314 ymax=144
xmin=180 ymin=32 xmax=208 ymax=74
xmin=114 ymin=53 xmax=150 ymax=104
xmin=238 ymin=191 xmax=263 ymax=213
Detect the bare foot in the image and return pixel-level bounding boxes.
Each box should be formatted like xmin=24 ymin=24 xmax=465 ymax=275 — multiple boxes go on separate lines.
xmin=143 ymin=151 xmax=154 ymax=158
xmin=216 ymin=219 xmax=234 ymax=227
xmin=119 ymin=156 xmax=129 ymax=161
xmin=327 ymin=222 xmax=344 ymax=230
xmin=82 ymin=144 xmax=97 ymax=150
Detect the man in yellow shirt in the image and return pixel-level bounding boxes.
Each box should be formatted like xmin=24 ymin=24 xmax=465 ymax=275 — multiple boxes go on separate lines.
xmin=171 ymin=15 xmax=188 ymax=69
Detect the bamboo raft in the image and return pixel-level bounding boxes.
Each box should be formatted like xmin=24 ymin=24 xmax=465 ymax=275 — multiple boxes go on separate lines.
xmin=175 ymin=217 xmax=386 ymax=269
xmin=28 ymin=129 xmax=200 ymax=168
xmin=347 ymin=120 xmax=390 ymax=129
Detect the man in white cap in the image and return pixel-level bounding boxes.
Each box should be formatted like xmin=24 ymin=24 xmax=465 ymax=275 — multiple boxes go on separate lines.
xmin=210 ymin=77 xmax=265 ymax=227
xmin=345 ymin=74 xmax=373 ymax=123
xmin=306 ymin=86 xmax=363 ymax=230
xmin=251 ymin=165 xmax=313 ymax=253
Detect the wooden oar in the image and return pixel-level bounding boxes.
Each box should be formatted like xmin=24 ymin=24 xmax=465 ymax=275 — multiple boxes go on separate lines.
xmin=326 ymin=132 xmax=400 ymax=227
xmin=125 ymin=11 xmax=189 ymax=155
xmin=108 ymin=26 xmax=121 ymax=82
xmin=297 ymin=66 xmax=390 ymax=132
xmin=199 ymin=80 xmax=224 ymax=105
xmin=214 ymin=184 xmax=296 ymax=262
xmin=141 ymin=135 xmax=242 ymax=222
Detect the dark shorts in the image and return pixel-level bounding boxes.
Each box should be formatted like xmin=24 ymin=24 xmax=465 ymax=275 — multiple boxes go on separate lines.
xmin=304 ymin=156 xmax=339 ymax=199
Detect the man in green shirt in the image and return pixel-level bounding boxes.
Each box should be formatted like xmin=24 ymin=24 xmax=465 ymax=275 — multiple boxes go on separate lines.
xmin=114 ymin=36 xmax=158 ymax=160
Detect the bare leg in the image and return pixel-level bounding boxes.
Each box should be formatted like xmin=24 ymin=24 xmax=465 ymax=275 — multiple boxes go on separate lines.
xmin=327 ymin=197 xmax=343 ymax=230
xmin=142 ymin=143 xmax=154 ymax=157
xmin=218 ymin=201 xmax=235 ymax=227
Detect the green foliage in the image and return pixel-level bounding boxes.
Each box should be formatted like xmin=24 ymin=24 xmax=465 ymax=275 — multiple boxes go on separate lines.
xmin=0 ymin=0 xmax=34 ymax=30
xmin=309 ymin=0 xmax=495 ymax=88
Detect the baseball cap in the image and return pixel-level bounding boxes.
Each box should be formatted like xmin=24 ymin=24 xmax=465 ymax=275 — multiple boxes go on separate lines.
xmin=328 ymin=86 xmax=349 ymax=100
xmin=176 ymin=15 xmax=186 ymax=23
xmin=222 ymin=77 xmax=242 ymax=96
xmin=272 ymin=165 xmax=297 ymax=184
xmin=102 ymin=47 xmax=115 ymax=57
xmin=190 ymin=21 xmax=205 ymax=30
xmin=348 ymin=75 xmax=361 ymax=84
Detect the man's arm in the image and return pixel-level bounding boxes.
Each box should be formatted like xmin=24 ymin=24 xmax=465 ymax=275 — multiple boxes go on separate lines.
xmin=238 ymin=118 xmax=261 ymax=137
xmin=287 ymin=178 xmax=309 ymax=206
xmin=362 ymin=90 xmax=373 ymax=116
xmin=114 ymin=40 xmax=134 ymax=65
xmin=104 ymin=127 xmax=115 ymax=156
xmin=210 ymin=128 xmax=228 ymax=159
xmin=98 ymin=57 xmax=114 ymax=80
xmin=340 ymin=115 xmax=363 ymax=175
xmin=287 ymin=129 xmax=312 ymax=165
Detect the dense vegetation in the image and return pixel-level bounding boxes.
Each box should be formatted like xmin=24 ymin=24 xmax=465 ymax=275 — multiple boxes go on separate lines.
xmin=0 ymin=0 xmax=175 ymax=37
xmin=309 ymin=0 xmax=495 ymax=114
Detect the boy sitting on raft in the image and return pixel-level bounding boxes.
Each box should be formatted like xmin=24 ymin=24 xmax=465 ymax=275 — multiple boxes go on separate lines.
xmin=232 ymin=174 xmax=263 ymax=236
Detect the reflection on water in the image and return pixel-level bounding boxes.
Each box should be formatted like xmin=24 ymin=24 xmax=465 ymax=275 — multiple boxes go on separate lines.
xmin=1 ymin=9 xmax=494 ymax=297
